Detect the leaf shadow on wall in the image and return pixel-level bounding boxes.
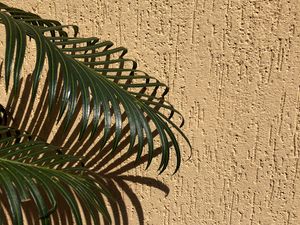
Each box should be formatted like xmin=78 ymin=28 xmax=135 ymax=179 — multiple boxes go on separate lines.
xmin=1 ymin=75 xmax=171 ymax=225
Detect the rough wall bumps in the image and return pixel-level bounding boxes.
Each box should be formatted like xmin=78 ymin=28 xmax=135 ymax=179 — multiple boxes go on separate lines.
xmin=2 ymin=0 xmax=300 ymax=224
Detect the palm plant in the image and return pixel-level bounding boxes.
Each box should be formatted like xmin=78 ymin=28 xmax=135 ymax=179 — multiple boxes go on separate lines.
xmin=0 ymin=2 xmax=190 ymax=225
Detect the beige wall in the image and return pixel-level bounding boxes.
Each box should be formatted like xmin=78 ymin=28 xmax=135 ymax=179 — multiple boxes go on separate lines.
xmin=2 ymin=0 xmax=300 ymax=224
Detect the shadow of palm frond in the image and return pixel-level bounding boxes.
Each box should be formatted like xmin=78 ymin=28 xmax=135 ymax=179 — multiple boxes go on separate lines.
xmin=3 ymin=73 xmax=171 ymax=225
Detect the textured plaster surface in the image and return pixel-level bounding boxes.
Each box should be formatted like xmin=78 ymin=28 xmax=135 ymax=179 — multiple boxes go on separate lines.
xmin=1 ymin=0 xmax=300 ymax=224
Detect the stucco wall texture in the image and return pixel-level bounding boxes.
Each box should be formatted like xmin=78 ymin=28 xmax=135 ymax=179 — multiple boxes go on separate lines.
xmin=2 ymin=0 xmax=300 ymax=224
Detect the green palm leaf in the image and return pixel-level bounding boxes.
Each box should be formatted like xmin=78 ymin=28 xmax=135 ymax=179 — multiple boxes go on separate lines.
xmin=0 ymin=125 xmax=110 ymax=225
xmin=0 ymin=3 xmax=191 ymax=173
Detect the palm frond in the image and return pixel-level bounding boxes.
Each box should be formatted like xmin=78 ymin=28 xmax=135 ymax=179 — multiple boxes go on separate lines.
xmin=0 ymin=2 xmax=191 ymax=173
xmin=0 ymin=125 xmax=110 ymax=225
